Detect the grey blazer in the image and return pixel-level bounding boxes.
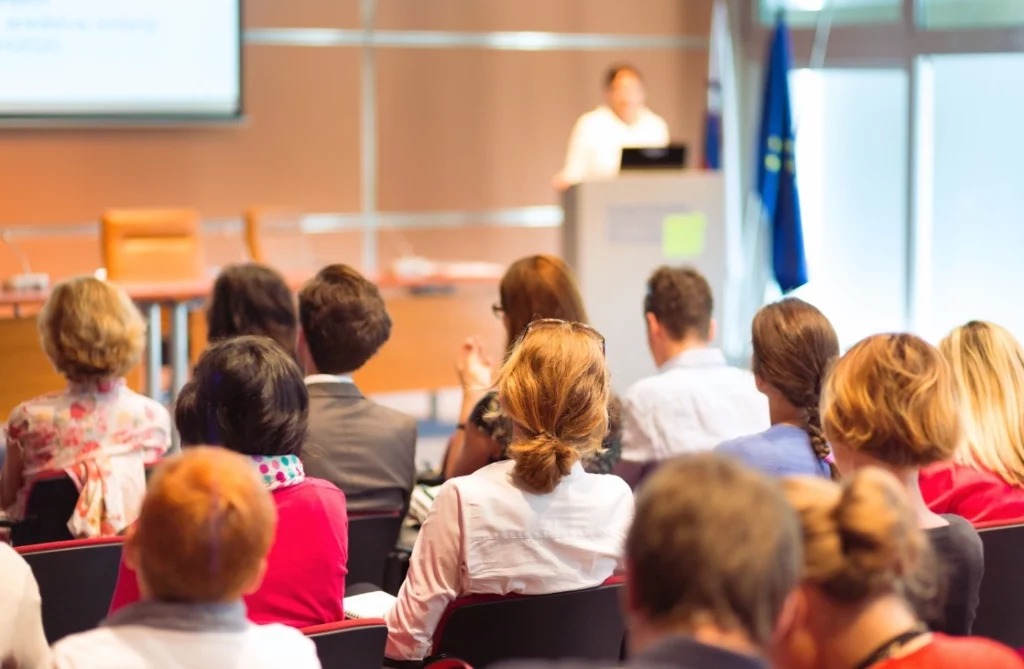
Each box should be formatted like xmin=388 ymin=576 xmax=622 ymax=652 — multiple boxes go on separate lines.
xmin=301 ymin=382 xmax=418 ymax=515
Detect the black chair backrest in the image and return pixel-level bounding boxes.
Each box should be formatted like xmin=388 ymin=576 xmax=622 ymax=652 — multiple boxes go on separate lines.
xmin=434 ymin=583 xmax=626 ymax=668
xmin=307 ymin=622 xmax=388 ymax=669
xmin=11 ymin=475 xmax=78 ymax=547
xmin=20 ymin=539 xmax=125 ymax=643
xmin=974 ymin=523 xmax=1024 ymax=647
xmin=346 ymin=513 xmax=403 ymax=589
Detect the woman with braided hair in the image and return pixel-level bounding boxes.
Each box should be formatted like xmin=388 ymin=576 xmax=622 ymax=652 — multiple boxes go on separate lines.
xmin=717 ymin=298 xmax=839 ymax=478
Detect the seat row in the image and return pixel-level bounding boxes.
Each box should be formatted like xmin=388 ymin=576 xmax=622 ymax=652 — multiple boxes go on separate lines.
xmin=16 ymin=537 xmax=628 ymax=668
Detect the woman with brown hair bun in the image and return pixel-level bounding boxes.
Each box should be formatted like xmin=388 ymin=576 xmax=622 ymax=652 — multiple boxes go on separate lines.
xmin=445 ymin=254 xmax=622 ymax=479
xmin=386 ymin=320 xmax=634 ymax=661
xmin=774 ymin=470 xmax=1023 ymax=669
xmin=717 ymin=298 xmax=839 ymax=479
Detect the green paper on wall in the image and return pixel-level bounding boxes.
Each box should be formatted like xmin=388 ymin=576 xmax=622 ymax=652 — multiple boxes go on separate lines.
xmin=662 ymin=213 xmax=706 ymax=258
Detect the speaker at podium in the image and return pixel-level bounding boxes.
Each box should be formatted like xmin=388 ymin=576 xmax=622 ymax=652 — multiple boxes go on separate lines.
xmin=562 ymin=171 xmax=737 ymax=393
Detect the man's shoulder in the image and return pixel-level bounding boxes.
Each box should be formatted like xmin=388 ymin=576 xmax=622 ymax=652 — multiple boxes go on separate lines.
xmin=309 ymin=394 xmax=417 ymax=435
xmin=626 ymin=363 xmax=753 ymax=401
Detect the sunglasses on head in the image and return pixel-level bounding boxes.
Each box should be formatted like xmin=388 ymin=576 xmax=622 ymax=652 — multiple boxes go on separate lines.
xmin=523 ymin=318 xmax=606 ymax=356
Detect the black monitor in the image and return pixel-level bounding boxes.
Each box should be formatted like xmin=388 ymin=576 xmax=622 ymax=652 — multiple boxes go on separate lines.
xmin=620 ymin=144 xmax=688 ymax=172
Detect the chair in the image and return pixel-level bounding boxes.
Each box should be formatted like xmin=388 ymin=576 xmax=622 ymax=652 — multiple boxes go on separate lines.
xmin=303 ymin=618 xmax=388 ymax=669
xmin=100 ymin=209 xmax=204 ymax=282
xmin=17 ymin=537 xmax=125 ymax=643
xmin=973 ymin=523 xmax=1024 ymax=647
xmin=10 ymin=471 xmax=79 ymax=547
xmin=430 ymin=578 xmax=626 ymax=668
xmin=425 ymin=660 xmax=473 ymax=669
xmin=244 ymin=208 xmax=317 ymax=272
xmin=347 ymin=512 xmax=403 ymax=589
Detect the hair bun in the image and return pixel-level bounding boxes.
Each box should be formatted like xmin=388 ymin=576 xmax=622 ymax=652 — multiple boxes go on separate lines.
xmin=827 ymin=469 xmax=922 ymax=601
xmin=509 ymin=431 xmax=577 ymax=494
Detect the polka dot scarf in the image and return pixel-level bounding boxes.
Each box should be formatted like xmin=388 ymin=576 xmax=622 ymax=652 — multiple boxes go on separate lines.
xmin=249 ymin=454 xmax=305 ymax=491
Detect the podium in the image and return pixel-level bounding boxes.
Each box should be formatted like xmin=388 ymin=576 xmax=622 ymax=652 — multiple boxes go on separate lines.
xmin=562 ymin=172 xmax=736 ymax=393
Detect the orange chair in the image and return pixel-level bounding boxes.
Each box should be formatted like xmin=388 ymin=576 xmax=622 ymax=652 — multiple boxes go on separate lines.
xmin=244 ymin=208 xmax=317 ymax=272
xmin=100 ymin=209 xmax=204 ymax=282
xmin=100 ymin=208 xmax=205 ymax=399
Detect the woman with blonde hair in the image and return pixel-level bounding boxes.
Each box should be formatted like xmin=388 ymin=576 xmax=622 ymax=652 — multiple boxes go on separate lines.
xmin=1 ymin=277 xmax=171 ymax=537
xmin=774 ymin=469 xmax=1023 ymax=669
xmin=821 ymin=334 xmax=982 ymax=636
xmin=386 ymin=320 xmax=634 ymax=661
xmin=920 ymin=321 xmax=1024 ymax=526
xmin=445 ymin=254 xmax=622 ymax=478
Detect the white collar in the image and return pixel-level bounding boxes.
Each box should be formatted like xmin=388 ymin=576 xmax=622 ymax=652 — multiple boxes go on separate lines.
xmin=304 ymin=374 xmax=355 ymax=386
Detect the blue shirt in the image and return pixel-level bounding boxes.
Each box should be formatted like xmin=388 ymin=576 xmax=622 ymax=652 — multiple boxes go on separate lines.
xmin=716 ymin=424 xmax=829 ymax=478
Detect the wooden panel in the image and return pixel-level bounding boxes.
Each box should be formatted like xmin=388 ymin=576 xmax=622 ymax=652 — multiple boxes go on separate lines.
xmin=0 ymin=319 xmax=144 ymax=420
xmin=0 ymin=46 xmax=360 ymax=226
xmin=377 ymin=48 xmax=708 ymax=211
xmin=355 ymin=285 xmax=506 ymax=393
xmin=377 ymin=226 xmax=559 ymax=271
xmin=377 ymin=0 xmax=713 ymax=35
xmin=245 ymin=0 xmax=359 ymax=29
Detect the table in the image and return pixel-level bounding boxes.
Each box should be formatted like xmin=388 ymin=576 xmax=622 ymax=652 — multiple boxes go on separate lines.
xmin=0 ymin=273 xmax=503 ymax=407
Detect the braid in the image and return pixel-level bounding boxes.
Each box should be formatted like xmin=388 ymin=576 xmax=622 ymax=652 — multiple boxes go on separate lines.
xmin=805 ymin=403 xmax=839 ymax=480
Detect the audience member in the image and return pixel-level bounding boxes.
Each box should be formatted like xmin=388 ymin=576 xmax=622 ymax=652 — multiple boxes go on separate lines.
xmin=52 ymin=448 xmax=321 ymax=669
xmin=297 ymin=265 xmax=417 ymax=514
xmin=1 ymin=276 xmax=170 ymax=537
xmin=0 ymin=543 xmax=49 ymax=669
xmin=445 ymin=254 xmax=622 ymax=479
xmin=500 ymin=453 xmax=802 ymax=669
xmin=615 ymin=267 xmax=768 ymax=488
xmin=920 ymin=321 xmax=1024 ymax=526
xmin=821 ymin=333 xmax=983 ymax=635
xmin=109 ymin=336 xmax=348 ymax=628
xmin=207 ymin=263 xmax=298 ymax=357
xmin=776 ymin=470 xmax=1024 ymax=669
xmin=717 ymin=298 xmax=838 ymax=478
xmin=386 ymin=320 xmax=634 ymax=661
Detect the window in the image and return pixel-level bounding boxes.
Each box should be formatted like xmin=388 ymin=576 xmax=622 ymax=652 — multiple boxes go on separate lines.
xmin=759 ymin=0 xmax=901 ymax=26
xmin=918 ymin=0 xmax=1024 ymax=29
xmin=787 ymin=69 xmax=909 ymax=348
xmin=920 ymin=53 xmax=1024 ymax=341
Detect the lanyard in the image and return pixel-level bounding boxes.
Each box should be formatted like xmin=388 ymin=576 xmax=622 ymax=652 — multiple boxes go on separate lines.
xmin=851 ymin=628 xmax=929 ymax=669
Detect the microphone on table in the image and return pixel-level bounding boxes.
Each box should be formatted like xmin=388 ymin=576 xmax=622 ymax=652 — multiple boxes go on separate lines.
xmin=1 ymin=230 xmax=50 ymax=292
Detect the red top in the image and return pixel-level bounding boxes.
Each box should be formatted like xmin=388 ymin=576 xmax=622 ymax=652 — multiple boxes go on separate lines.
xmin=108 ymin=477 xmax=349 ymax=628
xmin=874 ymin=634 xmax=1024 ymax=668
xmin=920 ymin=461 xmax=1024 ymax=528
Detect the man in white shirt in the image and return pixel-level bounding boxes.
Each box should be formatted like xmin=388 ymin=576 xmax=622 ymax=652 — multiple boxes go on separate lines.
xmin=614 ymin=267 xmax=769 ymax=488
xmin=553 ymin=64 xmax=670 ymax=190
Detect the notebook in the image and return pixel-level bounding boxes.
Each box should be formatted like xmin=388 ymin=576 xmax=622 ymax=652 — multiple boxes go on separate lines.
xmin=344 ymin=590 xmax=398 ymax=619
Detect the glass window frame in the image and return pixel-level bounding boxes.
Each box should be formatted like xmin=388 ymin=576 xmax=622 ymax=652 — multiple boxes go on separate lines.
xmin=740 ymin=0 xmax=1024 ymax=337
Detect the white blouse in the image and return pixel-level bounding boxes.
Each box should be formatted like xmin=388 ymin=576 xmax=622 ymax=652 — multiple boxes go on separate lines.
xmin=0 ymin=544 xmax=50 ymax=669
xmin=385 ymin=459 xmax=634 ymax=660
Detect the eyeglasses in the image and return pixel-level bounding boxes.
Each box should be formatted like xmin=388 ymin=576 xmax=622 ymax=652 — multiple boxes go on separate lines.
xmin=492 ymin=302 xmax=505 ymax=319
xmin=523 ymin=318 xmax=606 ymax=356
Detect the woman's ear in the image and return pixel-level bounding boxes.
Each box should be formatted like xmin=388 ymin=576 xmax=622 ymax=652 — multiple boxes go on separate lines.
xmin=771 ymin=586 xmax=818 ymax=669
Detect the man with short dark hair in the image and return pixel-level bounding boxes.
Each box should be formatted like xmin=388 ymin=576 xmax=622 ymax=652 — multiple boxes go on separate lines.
xmin=613 ymin=266 xmax=767 ymax=488
xmin=297 ymin=265 xmax=417 ymax=514
xmin=500 ymin=454 xmax=802 ymax=669
xmin=553 ymin=63 xmax=670 ymax=190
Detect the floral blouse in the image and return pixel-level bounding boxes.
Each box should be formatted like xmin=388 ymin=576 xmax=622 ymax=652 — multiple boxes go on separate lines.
xmin=4 ymin=378 xmax=171 ymax=537
xmin=468 ymin=391 xmax=623 ymax=475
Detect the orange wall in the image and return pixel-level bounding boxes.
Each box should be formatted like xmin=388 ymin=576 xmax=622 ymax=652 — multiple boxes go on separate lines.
xmin=0 ymin=0 xmax=711 ymax=277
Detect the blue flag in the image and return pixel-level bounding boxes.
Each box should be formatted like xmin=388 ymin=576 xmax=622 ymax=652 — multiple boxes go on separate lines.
xmin=755 ymin=17 xmax=807 ymax=293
